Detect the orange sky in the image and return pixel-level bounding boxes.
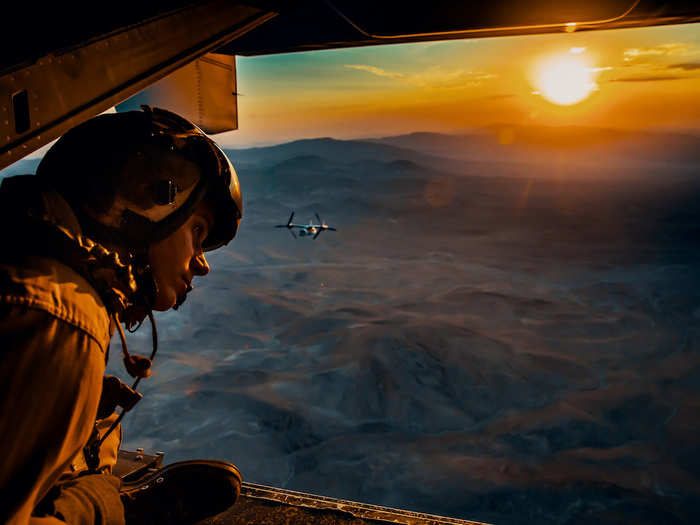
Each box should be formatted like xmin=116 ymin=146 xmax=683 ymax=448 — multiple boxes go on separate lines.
xmin=219 ymin=22 xmax=700 ymax=147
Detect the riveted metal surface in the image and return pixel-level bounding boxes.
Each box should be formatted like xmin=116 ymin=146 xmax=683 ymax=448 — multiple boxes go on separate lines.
xmin=0 ymin=1 xmax=275 ymax=169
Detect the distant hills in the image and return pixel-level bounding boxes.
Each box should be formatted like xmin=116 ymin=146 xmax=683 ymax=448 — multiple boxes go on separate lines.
xmin=225 ymin=126 xmax=698 ymax=183
xmin=229 ymin=136 xmax=444 ymax=169
xmin=369 ymin=126 xmax=700 ymax=160
xmin=228 ymin=126 xmax=699 ymax=170
xmin=2 ymin=126 xmax=697 ymax=183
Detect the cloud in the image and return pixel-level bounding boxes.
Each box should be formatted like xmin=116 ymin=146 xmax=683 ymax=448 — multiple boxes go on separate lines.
xmin=410 ymin=67 xmax=495 ymax=88
xmin=344 ymin=64 xmax=406 ymax=80
xmin=616 ymin=44 xmax=700 ymax=79
xmin=670 ymin=62 xmax=700 ymax=71
xmin=623 ymin=43 xmax=695 ymax=60
xmin=344 ymin=64 xmax=495 ymax=89
xmin=609 ymin=75 xmax=684 ymax=82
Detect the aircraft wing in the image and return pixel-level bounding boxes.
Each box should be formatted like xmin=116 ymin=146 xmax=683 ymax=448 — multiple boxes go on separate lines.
xmin=2 ymin=0 xmax=699 ymax=169
xmin=224 ymin=1 xmax=700 ymax=56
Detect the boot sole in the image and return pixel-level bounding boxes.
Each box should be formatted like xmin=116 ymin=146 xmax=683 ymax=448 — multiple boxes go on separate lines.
xmin=121 ymin=459 xmax=242 ymax=523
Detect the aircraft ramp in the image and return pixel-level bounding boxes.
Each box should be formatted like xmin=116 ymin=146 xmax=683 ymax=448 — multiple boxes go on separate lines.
xmin=209 ymin=482 xmax=490 ymax=525
xmin=116 ymin=450 xmax=489 ymax=525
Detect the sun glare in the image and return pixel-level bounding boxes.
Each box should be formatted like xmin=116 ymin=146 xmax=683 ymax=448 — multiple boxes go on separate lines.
xmin=533 ymin=50 xmax=597 ymax=106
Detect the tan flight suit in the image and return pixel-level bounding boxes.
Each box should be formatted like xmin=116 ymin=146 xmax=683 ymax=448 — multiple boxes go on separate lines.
xmin=0 ymin=177 xmax=125 ymax=525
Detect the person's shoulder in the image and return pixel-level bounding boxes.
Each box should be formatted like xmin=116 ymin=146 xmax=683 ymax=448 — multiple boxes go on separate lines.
xmin=0 ymin=256 xmax=112 ymax=353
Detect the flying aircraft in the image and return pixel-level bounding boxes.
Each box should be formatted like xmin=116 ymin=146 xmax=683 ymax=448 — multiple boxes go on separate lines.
xmin=275 ymin=211 xmax=337 ymax=239
xmin=2 ymin=2 xmax=700 ymax=524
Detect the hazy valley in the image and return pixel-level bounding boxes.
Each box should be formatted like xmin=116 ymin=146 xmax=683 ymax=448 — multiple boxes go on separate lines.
xmin=3 ymin=126 xmax=700 ymax=524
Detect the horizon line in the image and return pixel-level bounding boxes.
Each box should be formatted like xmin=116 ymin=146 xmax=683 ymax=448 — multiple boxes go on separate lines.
xmin=221 ymin=124 xmax=700 ymax=150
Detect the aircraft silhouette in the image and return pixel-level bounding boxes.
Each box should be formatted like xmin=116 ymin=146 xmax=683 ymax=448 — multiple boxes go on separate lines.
xmin=275 ymin=211 xmax=337 ymax=239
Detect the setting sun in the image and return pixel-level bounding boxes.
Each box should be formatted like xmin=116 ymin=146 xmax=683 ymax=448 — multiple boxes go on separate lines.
xmin=532 ymin=49 xmax=598 ymax=106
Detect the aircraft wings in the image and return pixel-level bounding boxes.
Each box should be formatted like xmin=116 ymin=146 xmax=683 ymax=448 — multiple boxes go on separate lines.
xmin=225 ymin=1 xmax=700 ymax=56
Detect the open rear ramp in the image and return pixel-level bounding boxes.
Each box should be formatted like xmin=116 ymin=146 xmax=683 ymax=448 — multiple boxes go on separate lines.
xmin=115 ymin=450 xmax=489 ymax=525
xmin=209 ymin=482 xmax=491 ymax=525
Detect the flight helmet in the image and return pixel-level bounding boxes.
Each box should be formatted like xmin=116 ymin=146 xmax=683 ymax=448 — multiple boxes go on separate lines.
xmin=36 ymin=106 xmax=242 ymax=253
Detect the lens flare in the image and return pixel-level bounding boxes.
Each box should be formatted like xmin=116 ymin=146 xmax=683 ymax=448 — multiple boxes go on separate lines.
xmin=533 ymin=52 xmax=598 ymax=106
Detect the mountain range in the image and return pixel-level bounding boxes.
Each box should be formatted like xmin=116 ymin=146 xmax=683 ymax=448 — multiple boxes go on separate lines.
xmin=2 ymin=126 xmax=699 ymax=524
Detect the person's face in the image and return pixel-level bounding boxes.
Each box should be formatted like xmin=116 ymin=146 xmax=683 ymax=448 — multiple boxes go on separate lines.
xmin=147 ymin=202 xmax=214 ymax=311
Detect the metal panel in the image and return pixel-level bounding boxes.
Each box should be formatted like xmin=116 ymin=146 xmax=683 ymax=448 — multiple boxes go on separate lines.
xmin=0 ymin=2 xmax=275 ymax=170
xmin=116 ymin=53 xmax=238 ymax=135
xmin=225 ymin=0 xmax=700 ymax=56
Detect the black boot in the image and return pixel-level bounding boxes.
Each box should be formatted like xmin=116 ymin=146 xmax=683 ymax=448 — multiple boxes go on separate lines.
xmin=120 ymin=460 xmax=241 ymax=525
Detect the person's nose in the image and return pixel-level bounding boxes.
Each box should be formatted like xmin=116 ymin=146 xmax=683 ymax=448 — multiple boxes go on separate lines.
xmin=191 ymin=252 xmax=210 ymax=276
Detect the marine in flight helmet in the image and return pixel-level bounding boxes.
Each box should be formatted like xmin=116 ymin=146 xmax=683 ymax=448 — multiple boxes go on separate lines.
xmin=36 ymin=106 xmax=242 ymax=255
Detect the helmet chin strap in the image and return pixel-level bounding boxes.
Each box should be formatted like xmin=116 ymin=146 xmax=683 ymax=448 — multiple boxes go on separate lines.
xmin=121 ymin=254 xmax=157 ymax=329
